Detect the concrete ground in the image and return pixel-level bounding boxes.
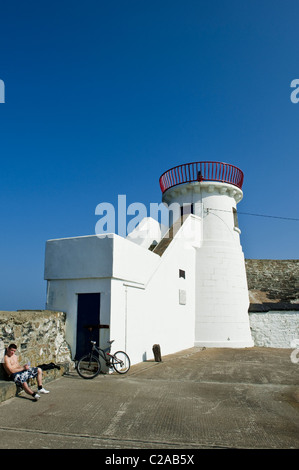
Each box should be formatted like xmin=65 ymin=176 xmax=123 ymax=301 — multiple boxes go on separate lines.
xmin=0 ymin=347 xmax=298 ymax=449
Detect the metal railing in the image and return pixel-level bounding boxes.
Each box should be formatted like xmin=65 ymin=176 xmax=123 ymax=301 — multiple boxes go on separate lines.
xmin=159 ymin=161 xmax=244 ymax=193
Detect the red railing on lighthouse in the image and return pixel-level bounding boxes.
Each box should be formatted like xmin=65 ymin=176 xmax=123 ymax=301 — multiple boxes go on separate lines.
xmin=159 ymin=161 xmax=244 ymax=193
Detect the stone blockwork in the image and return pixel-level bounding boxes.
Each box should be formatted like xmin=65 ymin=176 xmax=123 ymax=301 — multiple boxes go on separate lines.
xmin=0 ymin=310 xmax=72 ymax=379
xmin=245 ymin=259 xmax=299 ymax=311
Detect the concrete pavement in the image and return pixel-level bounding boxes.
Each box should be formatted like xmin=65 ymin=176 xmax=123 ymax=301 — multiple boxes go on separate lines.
xmin=0 ymin=346 xmax=298 ymax=449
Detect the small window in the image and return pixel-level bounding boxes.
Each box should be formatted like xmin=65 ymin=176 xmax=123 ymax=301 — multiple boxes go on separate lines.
xmin=233 ymin=208 xmax=239 ymax=229
xmin=179 ymin=269 xmax=186 ymax=279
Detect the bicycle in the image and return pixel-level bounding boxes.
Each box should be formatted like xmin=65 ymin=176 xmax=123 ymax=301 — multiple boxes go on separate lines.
xmin=76 ymin=340 xmax=130 ymax=379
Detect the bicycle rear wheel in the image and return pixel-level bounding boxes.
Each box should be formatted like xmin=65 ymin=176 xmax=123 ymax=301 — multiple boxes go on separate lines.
xmin=77 ymin=354 xmax=101 ymax=379
xmin=112 ymin=351 xmax=130 ymax=374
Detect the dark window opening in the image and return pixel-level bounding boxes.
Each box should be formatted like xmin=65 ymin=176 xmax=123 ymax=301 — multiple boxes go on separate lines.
xmin=179 ymin=269 xmax=186 ymax=279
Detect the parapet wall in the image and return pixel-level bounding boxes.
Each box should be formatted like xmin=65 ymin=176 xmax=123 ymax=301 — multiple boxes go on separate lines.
xmin=0 ymin=310 xmax=72 ymax=378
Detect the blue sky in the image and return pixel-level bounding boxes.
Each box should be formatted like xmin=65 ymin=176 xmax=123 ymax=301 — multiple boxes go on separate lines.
xmin=0 ymin=0 xmax=298 ymax=310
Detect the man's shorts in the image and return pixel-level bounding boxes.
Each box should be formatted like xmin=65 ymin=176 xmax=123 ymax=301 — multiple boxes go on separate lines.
xmin=10 ymin=367 xmax=38 ymax=386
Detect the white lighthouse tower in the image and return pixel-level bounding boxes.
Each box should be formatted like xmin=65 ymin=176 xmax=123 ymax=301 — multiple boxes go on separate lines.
xmin=160 ymin=161 xmax=254 ymax=348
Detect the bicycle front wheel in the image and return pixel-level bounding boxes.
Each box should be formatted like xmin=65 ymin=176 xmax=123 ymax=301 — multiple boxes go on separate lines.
xmin=77 ymin=354 xmax=101 ymax=379
xmin=112 ymin=351 xmax=131 ymax=374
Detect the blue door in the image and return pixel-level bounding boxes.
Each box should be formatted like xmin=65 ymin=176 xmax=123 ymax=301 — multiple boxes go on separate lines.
xmin=76 ymin=293 xmax=101 ymax=359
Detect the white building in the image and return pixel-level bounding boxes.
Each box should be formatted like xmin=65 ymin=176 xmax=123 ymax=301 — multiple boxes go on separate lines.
xmin=44 ymin=161 xmax=254 ymax=365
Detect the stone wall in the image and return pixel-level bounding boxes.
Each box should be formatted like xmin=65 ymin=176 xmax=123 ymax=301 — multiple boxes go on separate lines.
xmin=246 ymin=259 xmax=299 ymax=348
xmin=245 ymin=259 xmax=299 ymax=305
xmin=0 ymin=310 xmax=72 ymax=376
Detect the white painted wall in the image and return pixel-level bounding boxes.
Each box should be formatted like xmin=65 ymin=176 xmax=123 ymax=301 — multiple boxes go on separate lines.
xmin=44 ymin=219 xmax=199 ymax=364
xmin=249 ymin=311 xmax=299 ymax=348
xmin=195 ymin=245 xmax=252 ymax=347
xmin=44 ymin=174 xmax=253 ymax=365
xmin=195 ymin=184 xmax=253 ymax=347
xmin=44 ymin=235 xmax=114 ymax=280
xmin=126 ymin=217 xmax=162 ymax=249
xmin=112 ymin=234 xmax=160 ymax=285
xmin=163 ymin=181 xmax=253 ymax=348
xmin=45 ymin=278 xmax=111 ymax=358
xmin=109 ymin=216 xmax=200 ymax=365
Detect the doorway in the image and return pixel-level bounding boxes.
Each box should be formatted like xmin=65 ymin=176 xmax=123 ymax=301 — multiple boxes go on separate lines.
xmin=76 ymin=293 xmax=101 ymax=359
xmin=181 ymin=203 xmax=194 ymax=217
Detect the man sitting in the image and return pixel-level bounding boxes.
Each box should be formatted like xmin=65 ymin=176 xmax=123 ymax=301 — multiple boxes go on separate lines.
xmin=3 ymin=343 xmax=50 ymax=401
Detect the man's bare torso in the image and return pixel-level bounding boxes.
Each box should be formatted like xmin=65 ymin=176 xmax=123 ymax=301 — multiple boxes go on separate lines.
xmin=4 ymin=351 xmax=22 ymax=375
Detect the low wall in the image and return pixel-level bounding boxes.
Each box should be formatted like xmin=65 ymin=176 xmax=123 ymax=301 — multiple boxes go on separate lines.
xmin=249 ymin=311 xmax=299 ymax=348
xmin=0 ymin=310 xmax=72 ymax=379
xmin=245 ymin=259 xmax=299 ymax=348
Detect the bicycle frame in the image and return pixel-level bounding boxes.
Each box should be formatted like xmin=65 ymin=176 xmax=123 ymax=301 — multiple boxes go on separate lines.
xmin=90 ymin=341 xmax=112 ymax=364
xmin=76 ymin=340 xmax=130 ymax=378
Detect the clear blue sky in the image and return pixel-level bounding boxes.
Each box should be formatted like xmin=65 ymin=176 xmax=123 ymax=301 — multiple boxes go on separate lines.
xmin=0 ymin=1 xmax=298 ymax=310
